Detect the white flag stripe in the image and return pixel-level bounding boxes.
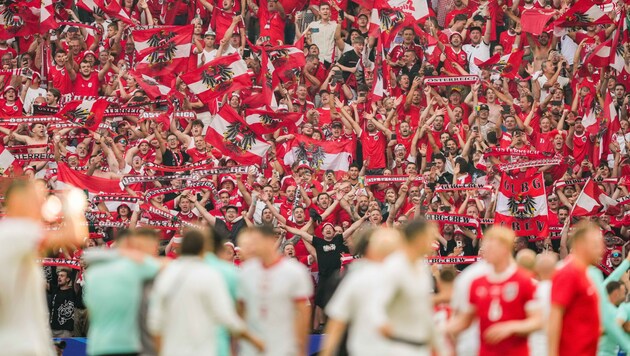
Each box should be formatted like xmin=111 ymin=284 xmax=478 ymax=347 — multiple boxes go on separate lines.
xmin=0 ymin=148 xmax=15 ymax=170
xmin=284 ymin=147 xmax=353 ymax=172
xmin=185 ymin=60 xmax=249 ymax=96
xmin=211 ymin=114 xmax=270 ymax=157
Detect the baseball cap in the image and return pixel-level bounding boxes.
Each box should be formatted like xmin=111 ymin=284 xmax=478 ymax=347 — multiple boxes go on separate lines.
xmin=331 ymin=121 xmax=343 ymax=128
xmin=449 ymin=32 xmax=463 ymax=42
xmin=479 ymin=104 xmax=490 ymax=111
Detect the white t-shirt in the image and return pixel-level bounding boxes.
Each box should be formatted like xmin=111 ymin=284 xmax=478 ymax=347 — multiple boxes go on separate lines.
xmin=451 ymin=260 xmax=490 ymax=356
xmin=308 ymin=20 xmax=338 ymax=63
xmin=537 ymin=74 xmax=570 ymax=102
xmin=23 ymin=87 xmax=47 ymax=115
xmin=238 ymin=257 xmax=313 ymax=356
xmin=326 ymin=261 xmax=390 ymax=356
xmin=529 ymin=279 xmax=551 ymax=356
xmin=0 ymin=218 xmax=55 ymax=356
xmin=148 ymin=257 xmax=245 ymax=356
xmin=463 ymin=41 xmax=490 ymax=76
xmin=368 ymin=252 xmax=440 ymax=356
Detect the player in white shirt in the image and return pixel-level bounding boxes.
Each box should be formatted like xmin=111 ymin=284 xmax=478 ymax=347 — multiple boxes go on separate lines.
xmin=0 ymin=180 xmax=87 ymax=356
xmin=529 ymin=253 xmax=557 ymax=356
xmin=237 ymin=226 xmax=313 ymax=356
xmin=322 ymin=228 xmax=402 ymax=356
xmin=369 ymin=219 xmax=446 ymax=356
xmin=148 ymin=230 xmax=263 ymax=356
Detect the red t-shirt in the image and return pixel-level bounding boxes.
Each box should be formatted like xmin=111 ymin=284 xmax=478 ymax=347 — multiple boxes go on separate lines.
xmin=258 ymin=3 xmax=285 ymax=45
xmin=211 ymin=8 xmax=243 ymax=42
xmin=551 ymin=257 xmax=600 ymax=356
xmin=443 ymin=47 xmax=468 ymax=75
xmin=469 ymin=267 xmax=537 ymax=356
xmin=74 ymin=72 xmax=101 ymax=96
xmin=531 ymin=129 xmax=558 ymax=153
xmin=48 ymin=65 xmax=72 ymax=94
xmin=571 ymin=132 xmax=594 ymax=164
xmin=360 ymin=129 xmax=387 ymax=169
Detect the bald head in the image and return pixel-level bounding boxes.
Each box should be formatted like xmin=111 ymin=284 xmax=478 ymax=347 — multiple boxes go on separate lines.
xmin=535 ymin=252 xmax=558 ymax=280
xmin=365 ymin=228 xmax=402 ymax=262
xmin=515 ymin=249 xmax=537 ymax=272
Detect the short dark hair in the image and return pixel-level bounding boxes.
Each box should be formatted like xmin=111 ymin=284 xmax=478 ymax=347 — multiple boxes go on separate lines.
xmin=349 ymin=162 xmax=360 ymax=170
xmin=254 ymin=225 xmax=276 ymax=239
xmin=181 ymin=229 xmax=206 ymax=256
xmin=115 ymin=229 xmax=133 ymax=242
xmin=607 ymin=280 xmax=624 ymax=295
xmin=432 ymin=153 xmax=446 ymax=163
xmin=403 ymin=218 xmax=433 ymax=242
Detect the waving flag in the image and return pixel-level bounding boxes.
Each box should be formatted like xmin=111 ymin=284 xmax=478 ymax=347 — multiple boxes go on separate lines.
xmin=130 ymin=72 xmax=172 ymax=99
xmin=0 ymin=1 xmax=40 ymax=40
xmin=133 ymin=25 xmax=193 ymax=77
xmin=553 ymin=0 xmax=614 ymax=27
xmin=494 ymin=171 xmax=549 ymax=238
xmin=571 ymin=178 xmax=618 ymax=216
xmin=370 ymin=40 xmax=389 ymax=100
xmin=371 ymin=9 xmax=410 ymax=48
xmin=521 ymin=9 xmax=556 ymax=35
xmin=377 ymin=0 xmax=429 ymax=21
xmin=181 ymin=53 xmax=251 ymax=103
xmin=0 ymin=144 xmax=16 ymax=175
xmin=610 ymin=12 xmax=628 ymax=72
xmin=282 ymin=134 xmax=354 ymax=173
xmin=265 ymin=46 xmax=305 ymax=85
xmin=205 ymin=106 xmax=270 ymax=165
xmin=57 ymin=99 xmax=110 ymax=131
xmin=77 ymin=0 xmax=134 ymax=24
xmin=40 ymin=0 xmax=59 ymax=32
xmin=475 ymin=50 xmax=524 ymax=79
xmin=244 ymin=108 xmax=303 ymax=135
xmin=57 ymin=162 xmax=123 ymax=195
xmin=584 ymin=39 xmax=613 ymax=68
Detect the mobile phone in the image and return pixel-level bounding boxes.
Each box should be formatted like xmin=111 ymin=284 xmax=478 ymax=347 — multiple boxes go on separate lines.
xmin=501 ymin=104 xmax=511 ymax=113
xmin=551 ymin=101 xmax=562 ymax=106
xmin=390 ymin=133 xmax=397 ymax=139
xmin=243 ymin=48 xmax=251 ymax=57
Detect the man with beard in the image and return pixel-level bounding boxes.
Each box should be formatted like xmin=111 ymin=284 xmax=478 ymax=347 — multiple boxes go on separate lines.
xmin=435 ymin=32 xmax=468 ymax=75
xmin=194 ymin=199 xmax=246 ymax=245
xmin=68 ymin=59 xmax=111 ymax=96
xmin=566 ymin=116 xmax=595 ymax=165
xmin=526 ymin=32 xmax=556 ymax=72
xmin=462 ymin=23 xmax=491 ymax=75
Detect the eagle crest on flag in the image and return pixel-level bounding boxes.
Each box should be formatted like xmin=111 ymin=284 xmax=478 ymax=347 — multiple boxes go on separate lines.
xmin=202 ymin=64 xmax=234 ymax=91
xmin=379 ymin=10 xmax=405 ymax=32
xmin=142 ymin=76 xmax=159 ymax=86
xmin=493 ymin=60 xmax=513 ymax=74
xmin=507 ymin=194 xmax=537 ymax=219
xmin=2 ymin=3 xmax=24 ymax=29
xmin=259 ymin=114 xmax=280 ymax=127
xmin=565 ymin=12 xmax=593 ymax=24
xmin=294 ymin=142 xmax=326 ymax=170
xmin=223 ymin=122 xmax=257 ymax=152
xmin=146 ymin=31 xmax=177 ymax=65
xmin=64 ymin=107 xmax=96 ymax=128
xmin=269 ymin=49 xmax=290 ymax=67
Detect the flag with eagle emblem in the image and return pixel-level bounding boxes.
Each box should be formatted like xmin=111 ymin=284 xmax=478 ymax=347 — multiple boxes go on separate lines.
xmin=265 ymin=46 xmax=305 ymax=87
xmin=553 ymin=0 xmax=613 ymax=28
xmin=610 ymin=11 xmax=629 ymax=72
xmin=0 ymin=1 xmax=40 ymax=40
xmin=133 ymin=25 xmax=193 ymax=77
xmin=584 ymin=39 xmax=613 ymax=68
xmin=245 ymin=108 xmax=303 ymax=135
xmin=77 ymin=0 xmax=134 ymax=24
xmin=282 ymin=134 xmax=354 ymax=174
xmin=130 ymin=72 xmax=172 ymax=99
xmin=205 ymin=105 xmax=270 ymax=165
xmin=57 ymin=98 xmax=110 ymax=131
xmin=181 ymin=53 xmax=251 ymax=103
xmin=368 ymin=8 xmax=409 ymax=48
xmin=495 ymin=171 xmax=549 ymax=238
xmin=474 ymin=50 xmax=524 ymax=79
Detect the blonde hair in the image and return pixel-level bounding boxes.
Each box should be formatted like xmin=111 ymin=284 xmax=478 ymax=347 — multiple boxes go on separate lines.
xmin=568 ymin=220 xmax=601 ymax=250
xmin=484 ymin=226 xmax=516 ymax=250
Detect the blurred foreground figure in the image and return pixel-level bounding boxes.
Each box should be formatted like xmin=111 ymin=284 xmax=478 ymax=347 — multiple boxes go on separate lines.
xmin=0 ymin=180 xmax=86 ymax=355
xmin=370 ymin=219 xmax=446 ymax=356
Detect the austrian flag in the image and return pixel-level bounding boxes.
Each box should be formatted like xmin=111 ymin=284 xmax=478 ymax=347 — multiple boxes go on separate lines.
xmin=57 ymin=99 xmax=110 ymax=131
xmin=130 ymin=72 xmax=172 ymax=99
xmin=283 ymin=134 xmax=354 ymax=174
xmin=205 ymin=106 xmax=270 ymax=165
xmin=494 ymin=172 xmax=549 ymax=238
xmin=180 ymin=53 xmax=252 ymax=103
xmin=244 ymin=108 xmax=303 ymax=135
xmin=133 ymin=25 xmax=193 ymax=77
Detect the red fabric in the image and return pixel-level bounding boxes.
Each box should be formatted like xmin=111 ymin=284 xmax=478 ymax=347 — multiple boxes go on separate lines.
xmin=520 ymin=9 xmax=555 ymax=35
xmin=180 ymin=53 xmax=252 ymax=103
xmin=551 ymin=257 xmax=600 ymax=356
xmin=57 ymin=162 xmax=122 ymax=194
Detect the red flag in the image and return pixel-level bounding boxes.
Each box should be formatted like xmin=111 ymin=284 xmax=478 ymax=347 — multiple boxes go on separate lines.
xmin=372 ymin=9 xmax=410 ymax=48
xmin=584 ymin=39 xmax=613 ymax=68
xmin=282 ymin=134 xmax=355 ymax=174
xmin=244 ymin=108 xmax=303 ymax=135
xmin=180 ymin=53 xmax=252 ymax=103
xmin=370 ymin=40 xmax=389 ymax=100
xmin=521 ymin=9 xmax=556 ymax=35
xmin=266 ymin=46 xmax=305 ymax=85
xmin=609 ymin=12 xmax=628 ymax=72
xmin=0 ymin=1 xmax=40 ymax=40
xmin=130 ymin=72 xmax=173 ymax=99
xmin=375 ymin=0 xmax=429 ymax=21
xmin=571 ymin=178 xmax=618 ymax=216
xmin=57 ymin=162 xmax=122 ymax=195
xmin=133 ymin=25 xmax=193 ymax=78
xmin=40 ymin=0 xmax=59 ymax=32
xmin=475 ymin=50 xmax=524 ymax=79
xmin=494 ymin=172 xmax=549 ymax=238
xmin=77 ymin=0 xmax=134 ymax=24
xmin=205 ymin=106 xmax=270 ymax=165
xmin=57 ymin=99 xmax=110 ymax=131
xmin=553 ymin=0 xmax=614 ymax=27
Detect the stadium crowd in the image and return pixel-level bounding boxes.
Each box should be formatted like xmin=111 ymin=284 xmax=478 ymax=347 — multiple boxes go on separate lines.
xmin=2 ymin=0 xmax=630 ymax=354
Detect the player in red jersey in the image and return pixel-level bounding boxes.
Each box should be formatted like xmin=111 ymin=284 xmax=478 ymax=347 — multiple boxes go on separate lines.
xmin=447 ymin=226 xmax=542 ymax=356
xmin=548 ymin=221 xmax=603 ymax=356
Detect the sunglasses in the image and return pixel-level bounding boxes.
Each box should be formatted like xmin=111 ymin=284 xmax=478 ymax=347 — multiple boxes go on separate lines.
xmin=119 ymin=139 xmax=127 ymax=144
xmin=612 ymin=252 xmax=622 ymax=258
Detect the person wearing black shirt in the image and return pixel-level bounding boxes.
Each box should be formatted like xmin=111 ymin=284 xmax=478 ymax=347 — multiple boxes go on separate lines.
xmin=158 ymin=133 xmax=190 ymax=170
xmin=282 ymin=216 xmax=368 ymax=310
xmin=336 ymin=36 xmax=365 ymax=81
xmin=49 ymin=268 xmax=79 ymax=338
